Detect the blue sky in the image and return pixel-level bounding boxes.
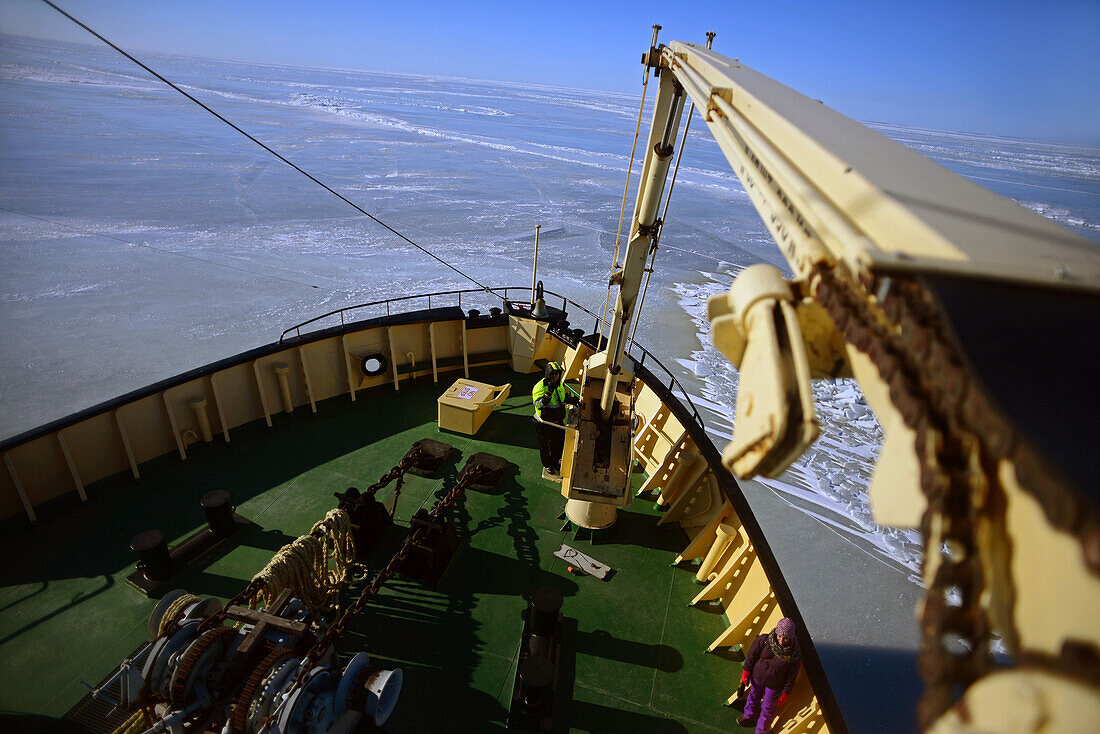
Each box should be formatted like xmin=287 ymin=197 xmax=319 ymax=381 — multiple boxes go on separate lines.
xmin=2 ymin=0 xmax=1098 ymax=144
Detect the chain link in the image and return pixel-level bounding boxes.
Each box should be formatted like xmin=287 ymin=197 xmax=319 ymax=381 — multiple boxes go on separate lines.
xmin=810 ymin=264 xmax=998 ymax=728
xmin=153 ymin=447 xmax=485 ymax=730
xmin=197 ymin=450 xmax=424 ymax=639
xmin=390 ymin=474 xmax=405 ymax=519
xmin=287 ymin=464 xmax=484 ymax=693
xmin=196 ymin=578 xmax=266 ymax=634
xmin=365 ymin=452 xmax=421 ymax=498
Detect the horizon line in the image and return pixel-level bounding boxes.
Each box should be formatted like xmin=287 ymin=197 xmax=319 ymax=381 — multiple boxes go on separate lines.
xmin=3 ymin=30 xmax=1098 ymax=150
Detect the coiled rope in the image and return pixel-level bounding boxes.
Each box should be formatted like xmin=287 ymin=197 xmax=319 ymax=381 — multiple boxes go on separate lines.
xmin=245 ymin=509 xmax=358 ymax=615
xmin=159 ymin=593 xmax=201 ymax=636
xmin=109 ymin=594 xmax=201 ymax=734
xmin=109 ymin=512 xmax=354 ymax=733
xmin=111 ymin=711 xmax=147 ymax=734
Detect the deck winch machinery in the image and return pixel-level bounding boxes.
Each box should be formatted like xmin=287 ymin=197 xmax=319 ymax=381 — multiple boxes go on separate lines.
xmin=88 ymin=442 xmax=501 ymax=734
xmin=97 ymin=589 xmax=402 ymax=734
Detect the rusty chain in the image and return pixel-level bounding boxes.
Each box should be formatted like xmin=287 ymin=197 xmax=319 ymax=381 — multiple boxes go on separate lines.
xmin=143 ymin=450 xmax=427 ymax=731
xmin=806 ymin=264 xmax=1099 ymax=720
xmin=364 ymin=451 xmax=421 ymax=498
xmin=195 ymin=578 xmax=266 ymax=635
xmin=810 ymin=264 xmax=1000 ymax=728
xmin=145 ymin=448 xmax=496 ymax=731
xmin=390 ymin=473 xmax=405 ymax=519
xmin=196 ymin=451 xmax=423 ymax=638
xmin=284 ymin=463 xmax=484 ymax=697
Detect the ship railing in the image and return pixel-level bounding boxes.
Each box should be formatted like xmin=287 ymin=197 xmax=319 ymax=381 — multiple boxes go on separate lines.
xmin=278 ymin=287 xmax=522 ymax=343
xmin=278 ymin=286 xmax=706 ymax=432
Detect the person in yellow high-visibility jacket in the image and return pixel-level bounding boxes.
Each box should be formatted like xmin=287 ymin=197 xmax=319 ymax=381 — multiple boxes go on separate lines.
xmin=532 ymin=361 xmax=579 ymax=477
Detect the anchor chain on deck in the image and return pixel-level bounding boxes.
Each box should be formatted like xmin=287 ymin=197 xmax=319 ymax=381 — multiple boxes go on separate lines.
xmin=263 ymin=461 xmax=484 ymax=729
xmin=195 ymin=450 xmax=426 ymax=636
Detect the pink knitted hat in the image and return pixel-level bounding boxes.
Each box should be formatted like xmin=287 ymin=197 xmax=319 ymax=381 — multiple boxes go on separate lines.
xmin=776 ymin=618 xmax=795 ymax=636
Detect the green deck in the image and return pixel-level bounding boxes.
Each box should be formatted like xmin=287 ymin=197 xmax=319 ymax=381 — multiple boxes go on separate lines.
xmin=0 ymin=365 xmax=745 ymax=733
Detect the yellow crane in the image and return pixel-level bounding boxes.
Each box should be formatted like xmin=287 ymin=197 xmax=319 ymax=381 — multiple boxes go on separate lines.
xmin=569 ymin=34 xmax=1100 ymax=732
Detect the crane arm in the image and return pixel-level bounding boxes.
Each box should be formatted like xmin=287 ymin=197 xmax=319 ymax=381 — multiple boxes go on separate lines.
xmin=662 ymin=41 xmax=1100 ymax=287
xmin=643 ymin=40 xmax=1100 ymax=732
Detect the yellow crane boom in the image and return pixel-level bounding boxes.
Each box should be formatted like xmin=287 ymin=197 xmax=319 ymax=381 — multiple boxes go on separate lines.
xmin=636 ymin=39 xmax=1100 ymax=733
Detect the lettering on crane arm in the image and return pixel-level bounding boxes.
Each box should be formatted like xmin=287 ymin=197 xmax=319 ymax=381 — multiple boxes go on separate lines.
xmin=740 ymin=142 xmax=815 ymax=262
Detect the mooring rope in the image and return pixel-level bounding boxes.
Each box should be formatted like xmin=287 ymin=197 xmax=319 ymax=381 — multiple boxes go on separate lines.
xmin=245 ymin=509 xmax=358 ymax=615
xmin=158 ymin=593 xmax=201 ymax=637
xmin=111 ymin=711 xmax=147 ymax=734
xmin=310 ymin=508 xmax=358 ymax=590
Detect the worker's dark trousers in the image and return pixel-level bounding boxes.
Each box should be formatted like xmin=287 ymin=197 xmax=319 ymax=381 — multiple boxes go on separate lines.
xmin=535 ymin=421 xmax=565 ymax=470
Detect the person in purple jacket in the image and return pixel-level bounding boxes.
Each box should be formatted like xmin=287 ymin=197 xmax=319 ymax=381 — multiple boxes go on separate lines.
xmin=737 ymin=617 xmax=801 ymax=731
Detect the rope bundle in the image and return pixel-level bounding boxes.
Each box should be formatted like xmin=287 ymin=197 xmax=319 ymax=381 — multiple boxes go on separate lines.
xmin=112 ymin=512 xmax=356 ymax=733
xmin=112 ymin=711 xmax=147 ymax=734
xmin=246 ymin=509 xmax=358 ymax=614
xmin=159 ymin=593 xmax=200 ymax=636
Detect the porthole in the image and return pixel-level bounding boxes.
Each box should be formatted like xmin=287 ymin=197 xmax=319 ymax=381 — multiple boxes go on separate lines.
xmin=360 ymin=353 xmax=388 ymax=377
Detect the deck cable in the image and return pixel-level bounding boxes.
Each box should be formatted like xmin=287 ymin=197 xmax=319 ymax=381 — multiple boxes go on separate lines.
xmin=599 ymin=23 xmax=661 ymax=345
xmin=38 ymin=0 xmax=503 ymax=300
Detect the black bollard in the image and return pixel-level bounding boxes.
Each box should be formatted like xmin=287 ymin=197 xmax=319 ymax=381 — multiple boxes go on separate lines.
xmin=518 ymin=655 xmax=555 ymax=714
xmin=131 ymin=530 xmax=172 ymax=581
xmin=530 ymin=586 xmax=563 ymax=638
xmin=201 ymin=490 xmax=238 ymax=537
xmin=334 ymin=487 xmax=392 ymax=559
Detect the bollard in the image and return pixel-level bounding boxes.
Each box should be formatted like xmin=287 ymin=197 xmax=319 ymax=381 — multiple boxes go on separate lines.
xmin=530 ymin=586 xmax=563 ymax=638
xmin=131 ymin=530 xmax=172 ymax=581
xmin=189 ymin=397 xmax=213 ymax=443
xmin=273 ymin=363 xmax=294 ymax=414
xmin=518 ymin=655 xmax=555 ymax=714
xmin=696 ymin=523 xmax=737 ymax=584
xmin=201 ymin=490 xmax=237 ymax=537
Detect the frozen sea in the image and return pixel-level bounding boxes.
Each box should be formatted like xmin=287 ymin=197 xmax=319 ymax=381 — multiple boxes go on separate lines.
xmin=2 ymin=35 xmax=1098 ymax=732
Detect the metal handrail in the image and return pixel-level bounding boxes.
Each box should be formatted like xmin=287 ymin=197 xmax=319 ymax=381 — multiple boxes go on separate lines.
xmin=627 ymin=343 xmax=706 ymax=431
xmin=278 ymin=287 xmax=516 ymax=343
xmin=277 ymin=285 xmax=707 ymax=431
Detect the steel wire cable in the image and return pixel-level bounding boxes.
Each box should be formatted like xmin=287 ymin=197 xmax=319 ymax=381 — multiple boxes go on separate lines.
xmin=599 ymin=24 xmax=661 ymax=344
xmin=628 ymin=97 xmax=695 ymax=353
xmin=39 ymin=0 xmax=503 ymax=299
